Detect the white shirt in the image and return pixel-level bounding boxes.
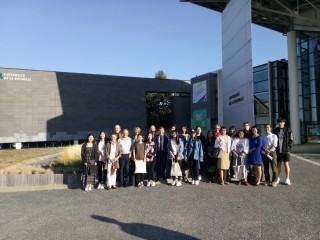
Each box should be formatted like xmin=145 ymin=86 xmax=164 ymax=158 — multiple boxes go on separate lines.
xmin=118 ymin=137 xmax=132 ymax=154
xmin=109 ymin=142 xmax=117 ymax=160
xmin=98 ymin=141 xmax=106 ymax=161
xmin=262 ymin=133 xmax=278 ymax=151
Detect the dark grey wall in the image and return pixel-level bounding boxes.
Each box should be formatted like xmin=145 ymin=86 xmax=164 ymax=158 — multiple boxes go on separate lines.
xmin=0 ymin=68 xmax=190 ymax=143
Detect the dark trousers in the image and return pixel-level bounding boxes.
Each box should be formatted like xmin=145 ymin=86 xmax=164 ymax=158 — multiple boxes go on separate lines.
xmin=262 ymin=152 xmax=278 ymax=183
xmin=190 ymin=159 xmax=199 ymax=181
xmin=146 ymin=160 xmax=156 ymax=181
xmin=166 ymin=159 xmax=172 ymax=179
xmin=97 ymin=161 xmax=107 ymax=184
xmin=156 ymin=151 xmax=167 ymax=180
xmin=135 ymin=174 xmax=144 ymax=185
xmin=129 ymin=159 xmax=136 ymax=186
xmin=119 ymin=154 xmax=130 ymax=186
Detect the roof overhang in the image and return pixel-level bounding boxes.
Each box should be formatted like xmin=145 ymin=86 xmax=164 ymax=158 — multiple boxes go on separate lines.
xmin=181 ymin=0 xmax=320 ymax=34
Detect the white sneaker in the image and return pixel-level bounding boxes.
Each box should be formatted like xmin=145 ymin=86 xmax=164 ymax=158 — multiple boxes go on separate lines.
xmin=84 ymin=186 xmax=89 ymax=191
xmin=276 ymin=178 xmax=280 ymax=184
xmin=147 ymin=181 xmax=151 ymax=187
xmin=191 ymin=180 xmax=195 ymax=185
xmin=151 ymin=181 xmax=156 ymax=187
xmin=97 ymin=184 xmax=102 ymax=189
xmin=285 ymin=178 xmax=291 ymax=185
xmin=172 ymin=180 xmax=177 ymax=186
xmin=195 ymin=180 xmax=199 ymax=185
xmin=88 ymin=186 xmax=92 ymax=191
xmin=176 ymin=181 xmax=182 ymax=187
xmin=198 ymin=175 xmax=202 ymax=181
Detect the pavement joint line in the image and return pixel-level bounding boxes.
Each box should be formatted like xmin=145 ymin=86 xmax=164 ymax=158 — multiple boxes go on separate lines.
xmin=291 ymin=153 xmax=320 ymax=166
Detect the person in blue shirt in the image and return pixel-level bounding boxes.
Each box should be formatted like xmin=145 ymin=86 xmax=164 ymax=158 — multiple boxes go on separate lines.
xmin=185 ymin=130 xmax=204 ymax=185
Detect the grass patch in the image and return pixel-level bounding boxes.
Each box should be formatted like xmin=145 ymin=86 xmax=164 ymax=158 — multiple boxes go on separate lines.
xmin=0 ymin=147 xmax=64 ymax=169
xmin=49 ymin=145 xmax=82 ymax=173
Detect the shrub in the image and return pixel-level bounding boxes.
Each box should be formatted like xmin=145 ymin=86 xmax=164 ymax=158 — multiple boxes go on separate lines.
xmin=50 ymin=145 xmax=82 ymax=169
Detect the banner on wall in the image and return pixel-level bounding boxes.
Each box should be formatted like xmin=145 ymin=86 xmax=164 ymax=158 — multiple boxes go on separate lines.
xmin=193 ymin=80 xmax=207 ymax=103
xmin=193 ymin=109 xmax=207 ymax=130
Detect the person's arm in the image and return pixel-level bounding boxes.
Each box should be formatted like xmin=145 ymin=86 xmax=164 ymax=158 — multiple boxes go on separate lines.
xmin=132 ymin=143 xmax=136 ymax=161
xmin=199 ymin=141 xmax=204 ymax=162
xmin=144 ymin=145 xmax=147 ymax=162
xmin=288 ymin=129 xmax=294 ymax=148
xmin=81 ymin=144 xmax=87 ymax=165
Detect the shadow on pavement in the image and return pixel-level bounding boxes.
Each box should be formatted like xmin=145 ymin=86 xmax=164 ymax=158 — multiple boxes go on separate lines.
xmin=91 ymin=215 xmax=200 ymax=240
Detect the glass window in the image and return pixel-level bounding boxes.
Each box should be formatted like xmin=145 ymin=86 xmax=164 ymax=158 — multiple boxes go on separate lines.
xmin=254 ymin=81 xmax=269 ymax=93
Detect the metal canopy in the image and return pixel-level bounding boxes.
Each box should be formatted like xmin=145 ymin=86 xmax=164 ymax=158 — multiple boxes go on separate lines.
xmin=181 ymin=0 xmax=320 ymax=33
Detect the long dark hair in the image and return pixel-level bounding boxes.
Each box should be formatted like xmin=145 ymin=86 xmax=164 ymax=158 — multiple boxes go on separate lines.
xmin=99 ymin=131 xmax=106 ymax=142
xmin=144 ymin=132 xmax=154 ymax=143
xmin=85 ymin=133 xmax=94 ymax=143
xmin=170 ymin=130 xmax=180 ymax=144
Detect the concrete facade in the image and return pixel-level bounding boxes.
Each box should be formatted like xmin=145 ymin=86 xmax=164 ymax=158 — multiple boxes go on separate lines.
xmin=0 ymin=68 xmax=190 ymax=143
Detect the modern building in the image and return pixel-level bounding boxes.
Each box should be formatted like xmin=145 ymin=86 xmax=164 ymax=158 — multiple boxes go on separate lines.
xmin=0 ymin=68 xmax=190 ymax=148
xmin=182 ymin=0 xmax=320 ymax=144
xmin=190 ymin=70 xmax=222 ymax=132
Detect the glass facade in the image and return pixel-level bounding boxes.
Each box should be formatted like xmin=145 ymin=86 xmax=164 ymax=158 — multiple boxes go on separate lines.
xmin=297 ymin=31 xmax=320 ymax=143
xmin=253 ymin=60 xmax=289 ymax=133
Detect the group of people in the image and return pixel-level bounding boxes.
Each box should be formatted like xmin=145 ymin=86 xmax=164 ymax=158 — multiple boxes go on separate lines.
xmin=81 ymin=118 xmax=293 ymax=191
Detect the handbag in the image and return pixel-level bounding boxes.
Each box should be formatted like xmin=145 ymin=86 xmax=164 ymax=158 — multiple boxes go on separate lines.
xmin=171 ymin=161 xmax=182 ymax=177
xmin=134 ymin=160 xmax=147 ymax=174
xmin=213 ymin=148 xmax=222 ymax=158
xmin=233 ymin=157 xmax=246 ymax=180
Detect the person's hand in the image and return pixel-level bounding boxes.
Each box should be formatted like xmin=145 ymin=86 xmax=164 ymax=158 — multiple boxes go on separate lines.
xmin=95 ymin=162 xmax=97 ymax=166
xmin=176 ymin=156 xmax=181 ymax=161
xmin=233 ymin=152 xmax=238 ymax=158
xmin=84 ymin=163 xmax=87 ymax=166
xmin=129 ymin=153 xmax=132 ymax=158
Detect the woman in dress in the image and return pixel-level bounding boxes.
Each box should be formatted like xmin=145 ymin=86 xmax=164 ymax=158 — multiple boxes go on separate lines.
xmin=204 ymin=130 xmax=216 ymax=183
xmin=179 ymin=125 xmax=190 ymax=182
xmin=214 ymin=126 xmax=232 ymax=185
xmin=186 ymin=130 xmax=203 ymax=185
xmin=248 ymin=126 xmax=263 ymax=186
xmin=133 ymin=134 xmax=146 ymax=187
xmin=167 ymin=130 xmax=184 ymax=186
xmin=231 ymin=130 xmax=249 ymax=186
xmin=145 ymin=132 xmax=157 ymax=187
xmin=96 ymin=131 xmax=107 ymax=190
xmin=105 ymin=133 xmax=121 ymax=190
xmin=81 ymin=133 xmax=98 ymax=191
xmin=195 ymin=126 xmax=205 ymax=181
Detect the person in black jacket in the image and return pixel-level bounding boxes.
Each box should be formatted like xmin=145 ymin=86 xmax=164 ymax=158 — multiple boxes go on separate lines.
xmin=273 ymin=118 xmax=294 ymax=185
xmin=81 ymin=134 xmax=98 ymax=191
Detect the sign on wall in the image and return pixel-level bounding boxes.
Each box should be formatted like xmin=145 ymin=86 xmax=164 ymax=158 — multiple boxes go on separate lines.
xmin=193 ymin=80 xmax=207 ymax=103
xmin=0 ymin=72 xmax=32 ymax=81
xmin=193 ymin=109 xmax=207 ymax=130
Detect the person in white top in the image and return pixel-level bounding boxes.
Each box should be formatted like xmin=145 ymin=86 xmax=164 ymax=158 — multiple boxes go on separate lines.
xmin=214 ymin=127 xmax=232 ymax=185
xmin=231 ymin=130 xmax=250 ymax=186
xmin=118 ymin=129 xmax=132 ymax=187
xmin=97 ymin=131 xmax=107 ymax=189
xmin=262 ymin=124 xmax=278 ymax=187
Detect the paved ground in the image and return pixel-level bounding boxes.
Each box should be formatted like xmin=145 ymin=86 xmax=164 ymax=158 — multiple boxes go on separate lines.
xmin=0 ymin=145 xmax=319 ymax=240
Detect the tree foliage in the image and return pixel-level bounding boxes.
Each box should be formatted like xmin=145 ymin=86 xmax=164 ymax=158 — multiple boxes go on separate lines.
xmin=155 ymin=70 xmax=167 ymax=80
xmin=146 ymin=70 xmax=171 ymax=128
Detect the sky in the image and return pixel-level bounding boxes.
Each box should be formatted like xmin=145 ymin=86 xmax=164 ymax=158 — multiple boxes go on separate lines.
xmin=0 ymin=0 xmax=288 ymax=80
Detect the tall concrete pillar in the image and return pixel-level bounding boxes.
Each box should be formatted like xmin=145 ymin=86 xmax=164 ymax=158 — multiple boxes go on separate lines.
xmin=287 ymin=31 xmax=301 ymax=144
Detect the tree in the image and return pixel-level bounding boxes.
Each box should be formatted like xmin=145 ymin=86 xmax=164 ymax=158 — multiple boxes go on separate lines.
xmin=146 ymin=70 xmax=171 ymax=128
xmin=155 ymin=70 xmax=167 ymax=80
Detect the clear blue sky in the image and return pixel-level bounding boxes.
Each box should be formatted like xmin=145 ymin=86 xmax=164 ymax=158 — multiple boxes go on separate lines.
xmin=0 ymin=0 xmax=287 ymax=80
